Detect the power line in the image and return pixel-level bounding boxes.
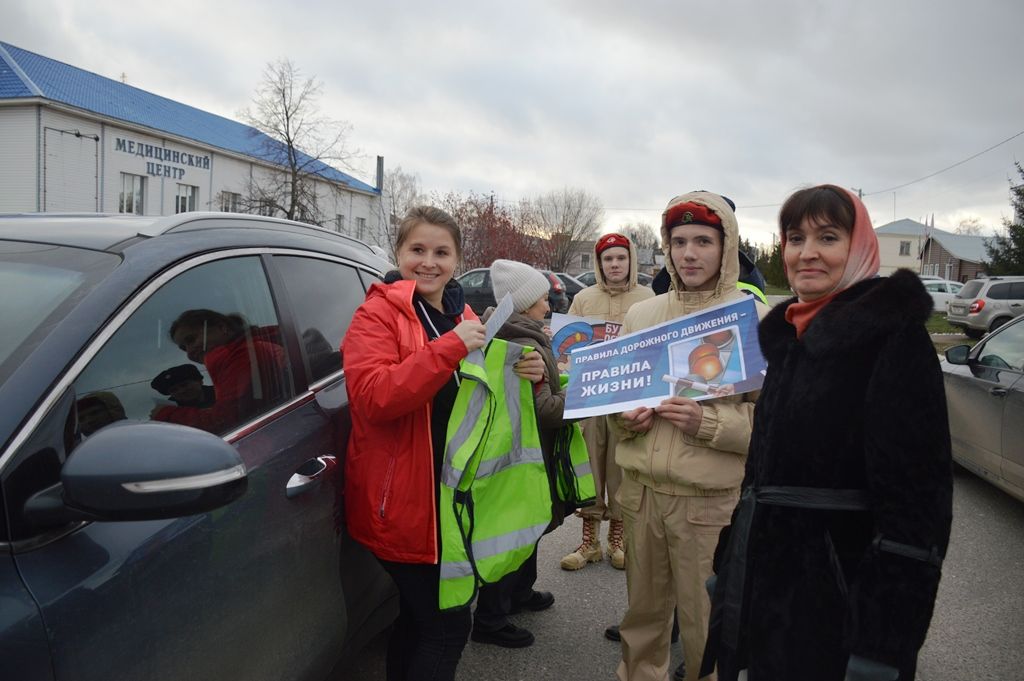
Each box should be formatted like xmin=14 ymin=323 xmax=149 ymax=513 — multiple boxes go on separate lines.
xmin=864 ymin=129 xmax=1024 ymax=196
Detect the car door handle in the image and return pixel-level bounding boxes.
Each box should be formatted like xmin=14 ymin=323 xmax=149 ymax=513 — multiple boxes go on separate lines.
xmin=286 ymin=455 xmax=338 ymax=498
xmin=989 ymin=387 xmax=1008 ymax=397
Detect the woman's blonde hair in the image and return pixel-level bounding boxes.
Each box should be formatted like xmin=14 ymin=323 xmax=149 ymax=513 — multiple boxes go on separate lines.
xmin=395 ymin=206 xmax=462 ymax=256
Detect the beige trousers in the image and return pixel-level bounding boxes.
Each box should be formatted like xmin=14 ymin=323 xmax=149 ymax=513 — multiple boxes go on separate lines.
xmin=616 ymin=481 xmax=738 ymax=681
xmin=578 ymin=415 xmax=624 ymax=521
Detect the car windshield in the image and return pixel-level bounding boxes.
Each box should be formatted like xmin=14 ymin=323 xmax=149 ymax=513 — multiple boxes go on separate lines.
xmin=956 ymin=280 xmax=984 ymax=299
xmin=0 ymin=241 xmax=119 ymax=386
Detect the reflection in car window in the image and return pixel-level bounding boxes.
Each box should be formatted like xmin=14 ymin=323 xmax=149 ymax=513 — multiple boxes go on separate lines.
xmin=274 ymin=256 xmax=365 ymax=383
xmin=73 ymin=257 xmax=293 ymax=438
xmin=977 ymin=322 xmax=1024 ymax=373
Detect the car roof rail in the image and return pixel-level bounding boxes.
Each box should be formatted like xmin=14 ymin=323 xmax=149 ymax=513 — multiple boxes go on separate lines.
xmin=137 ymin=212 xmax=377 ymax=254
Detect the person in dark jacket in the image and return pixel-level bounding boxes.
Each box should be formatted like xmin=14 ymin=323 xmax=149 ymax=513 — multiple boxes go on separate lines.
xmin=701 ymin=185 xmax=953 ymax=681
xmin=470 ymin=259 xmax=567 ymax=649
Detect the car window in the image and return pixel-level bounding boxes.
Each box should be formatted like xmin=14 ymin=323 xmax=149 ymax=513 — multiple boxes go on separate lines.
xmin=0 ymin=242 xmax=119 ymax=386
xmin=925 ymin=282 xmax=945 ymax=292
xmin=958 ymin=280 xmax=984 ymax=299
xmin=1010 ymin=282 xmax=1024 ymax=299
xmin=73 ymin=256 xmax=293 ymax=438
xmin=976 ymin=322 xmax=1024 ymax=373
xmin=274 ymin=256 xmax=365 ymax=383
xmin=950 ymin=282 xmax=963 ymax=294
xmin=987 ymin=283 xmax=1011 ymax=300
xmin=459 ymin=270 xmax=488 ymax=288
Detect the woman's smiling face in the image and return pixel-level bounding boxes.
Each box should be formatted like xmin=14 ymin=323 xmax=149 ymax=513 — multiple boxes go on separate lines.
xmin=784 ymin=216 xmax=852 ymax=301
xmin=397 ymin=222 xmax=459 ymax=307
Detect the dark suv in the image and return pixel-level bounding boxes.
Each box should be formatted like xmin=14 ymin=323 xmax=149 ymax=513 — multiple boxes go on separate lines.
xmin=1 ymin=213 xmax=397 ymax=681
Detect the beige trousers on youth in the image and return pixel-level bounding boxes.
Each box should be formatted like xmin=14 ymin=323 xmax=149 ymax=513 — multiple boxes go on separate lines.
xmin=578 ymin=415 xmax=624 ymax=521
xmin=616 ymin=482 xmax=738 ymax=681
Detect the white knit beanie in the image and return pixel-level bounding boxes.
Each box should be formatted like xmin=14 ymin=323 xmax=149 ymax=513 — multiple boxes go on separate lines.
xmin=490 ymin=259 xmax=550 ymax=313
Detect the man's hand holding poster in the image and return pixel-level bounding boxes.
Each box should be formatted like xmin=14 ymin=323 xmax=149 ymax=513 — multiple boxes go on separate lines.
xmin=563 ymin=297 xmax=766 ymax=419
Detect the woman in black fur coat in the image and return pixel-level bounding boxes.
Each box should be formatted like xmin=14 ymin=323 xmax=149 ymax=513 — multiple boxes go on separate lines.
xmin=701 ymin=185 xmax=952 ymax=681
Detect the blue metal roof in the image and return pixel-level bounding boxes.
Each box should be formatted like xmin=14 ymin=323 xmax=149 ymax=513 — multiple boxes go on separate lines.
xmin=0 ymin=42 xmax=378 ymax=194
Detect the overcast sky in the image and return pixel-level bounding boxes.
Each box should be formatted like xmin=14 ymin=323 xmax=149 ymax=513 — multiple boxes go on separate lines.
xmin=7 ymin=0 xmax=1024 ymax=244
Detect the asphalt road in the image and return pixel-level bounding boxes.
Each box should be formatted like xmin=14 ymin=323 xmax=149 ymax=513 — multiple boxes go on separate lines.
xmin=346 ymin=467 xmax=1024 ymax=680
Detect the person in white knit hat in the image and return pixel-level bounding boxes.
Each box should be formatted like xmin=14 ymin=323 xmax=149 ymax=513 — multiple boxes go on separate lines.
xmin=471 ymin=259 xmax=566 ymax=649
xmin=490 ymin=258 xmax=552 ymax=315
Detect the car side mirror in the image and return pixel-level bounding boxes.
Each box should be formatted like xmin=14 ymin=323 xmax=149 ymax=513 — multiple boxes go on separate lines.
xmin=24 ymin=421 xmax=247 ymax=526
xmin=944 ymin=345 xmax=971 ymax=365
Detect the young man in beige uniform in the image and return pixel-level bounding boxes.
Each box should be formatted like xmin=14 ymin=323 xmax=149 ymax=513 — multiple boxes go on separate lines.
xmin=560 ymin=233 xmax=654 ymax=570
xmin=613 ymin=191 xmax=767 ymax=681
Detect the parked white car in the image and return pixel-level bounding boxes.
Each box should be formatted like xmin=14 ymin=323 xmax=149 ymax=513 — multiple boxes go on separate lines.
xmin=922 ymin=279 xmax=963 ymax=313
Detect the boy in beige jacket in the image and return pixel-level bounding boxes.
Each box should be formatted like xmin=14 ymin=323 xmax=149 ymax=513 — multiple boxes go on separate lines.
xmin=560 ymin=233 xmax=654 ymax=570
xmin=613 ymin=192 xmax=767 ymax=681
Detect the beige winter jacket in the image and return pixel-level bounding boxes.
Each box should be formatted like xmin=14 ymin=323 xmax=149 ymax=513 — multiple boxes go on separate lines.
xmin=568 ymin=234 xmax=654 ymax=324
xmin=613 ymin=191 xmax=768 ymax=495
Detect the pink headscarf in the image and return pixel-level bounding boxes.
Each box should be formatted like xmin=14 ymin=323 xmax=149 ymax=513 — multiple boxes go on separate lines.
xmin=784 ymin=187 xmax=880 ymax=337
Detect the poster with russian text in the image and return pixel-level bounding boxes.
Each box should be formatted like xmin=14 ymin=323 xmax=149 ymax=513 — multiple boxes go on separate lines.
xmin=563 ymin=297 xmax=766 ymax=419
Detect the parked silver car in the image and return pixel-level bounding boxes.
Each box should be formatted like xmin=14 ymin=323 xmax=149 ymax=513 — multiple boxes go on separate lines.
xmin=942 ymin=315 xmax=1024 ymax=502
xmin=946 ymin=276 xmax=1024 ymax=338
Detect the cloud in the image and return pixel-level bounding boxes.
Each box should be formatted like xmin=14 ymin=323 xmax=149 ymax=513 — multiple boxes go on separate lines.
xmin=4 ymin=0 xmax=1023 ymax=243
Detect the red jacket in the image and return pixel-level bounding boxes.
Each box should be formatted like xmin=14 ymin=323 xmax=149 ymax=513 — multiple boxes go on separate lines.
xmin=342 ymin=280 xmax=474 ymax=564
xmin=155 ymin=335 xmax=284 ymax=434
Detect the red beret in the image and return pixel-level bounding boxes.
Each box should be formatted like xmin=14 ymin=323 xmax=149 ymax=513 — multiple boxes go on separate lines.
xmin=664 ymin=202 xmax=722 ymax=231
xmin=596 ymin=233 xmax=630 ymax=255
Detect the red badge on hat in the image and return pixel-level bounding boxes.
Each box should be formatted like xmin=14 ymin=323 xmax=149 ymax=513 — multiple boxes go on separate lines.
xmin=664 ymin=202 xmax=722 ymax=230
xmin=596 ymin=233 xmax=629 ymax=255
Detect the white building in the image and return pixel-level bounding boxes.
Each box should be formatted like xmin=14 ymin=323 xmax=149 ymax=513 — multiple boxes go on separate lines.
xmin=873 ymin=219 xmax=938 ymax=275
xmin=0 ymin=42 xmax=386 ymax=244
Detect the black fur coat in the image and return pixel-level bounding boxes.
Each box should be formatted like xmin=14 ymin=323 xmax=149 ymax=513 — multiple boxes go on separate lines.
xmin=704 ymin=270 xmax=953 ymax=681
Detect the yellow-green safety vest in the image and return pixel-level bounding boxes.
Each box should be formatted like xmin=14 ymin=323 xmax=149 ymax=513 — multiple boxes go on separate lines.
xmin=554 ymin=374 xmax=596 ymax=509
xmin=438 ymin=339 xmax=553 ymax=610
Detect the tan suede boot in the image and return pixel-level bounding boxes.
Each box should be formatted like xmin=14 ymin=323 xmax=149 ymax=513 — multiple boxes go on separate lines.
xmin=559 ymin=518 xmax=603 ymax=570
xmin=607 ymin=518 xmax=625 ymax=570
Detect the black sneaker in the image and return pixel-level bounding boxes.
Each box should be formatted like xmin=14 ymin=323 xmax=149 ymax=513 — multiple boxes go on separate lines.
xmin=510 ymin=590 xmax=555 ymax=613
xmin=471 ymin=623 xmax=535 ymax=648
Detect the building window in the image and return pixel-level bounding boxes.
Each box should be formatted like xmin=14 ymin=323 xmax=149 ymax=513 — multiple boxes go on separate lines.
xmin=175 ymin=184 xmax=198 ymax=214
xmin=355 ymin=217 xmax=367 ymax=240
xmin=581 ymin=254 xmax=591 ymax=269
xmin=335 ymin=214 xmax=345 ymax=233
xmin=220 ymin=192 xmax=241 ymax=212
xmin=899 ymin=240 xmax=911 ymax=256
xmin=257 ymin=200 xmax=275 ymax=217
xmin=119 ymin=173 xmax=145 ymax=215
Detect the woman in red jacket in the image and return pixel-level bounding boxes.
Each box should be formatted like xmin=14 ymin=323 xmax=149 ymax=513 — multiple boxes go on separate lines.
xmin=343 ymin=206 xmax=542 ymax=681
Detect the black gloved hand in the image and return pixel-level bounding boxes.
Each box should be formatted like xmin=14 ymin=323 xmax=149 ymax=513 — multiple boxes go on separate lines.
xmin=844 ymin=655 xmax=898 ymax=681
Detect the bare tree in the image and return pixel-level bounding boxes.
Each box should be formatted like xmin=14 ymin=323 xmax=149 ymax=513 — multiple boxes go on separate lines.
xmin=955 ymin=216 xmax=984 ymax=236
xmin=618 ymin=220 xmax=660 ymax=251
xmin=239 ymin=59 xmax=358 ymax=225
xmin=382 ymin=166 xmax=426 ymax=253
xmin=524 ymin=188 xmax=604 ymax=272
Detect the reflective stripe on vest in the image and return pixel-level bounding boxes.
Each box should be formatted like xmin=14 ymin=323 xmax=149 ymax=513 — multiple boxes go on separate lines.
xmin=438 ymin=339 xmax=552 ymax=610
xmin=554 ymin=375 xmax=597 ymax=508
xmin=736 ymin=281 xmax=768 ymax=304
